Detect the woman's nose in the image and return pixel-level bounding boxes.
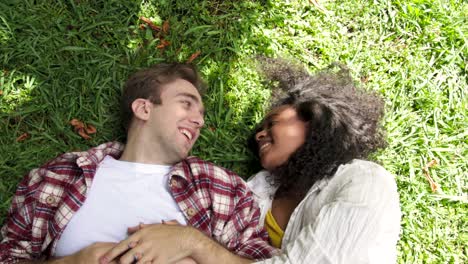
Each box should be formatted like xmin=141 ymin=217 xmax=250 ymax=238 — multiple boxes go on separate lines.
xmin=255 ymin=129 xmax=267 ymax=141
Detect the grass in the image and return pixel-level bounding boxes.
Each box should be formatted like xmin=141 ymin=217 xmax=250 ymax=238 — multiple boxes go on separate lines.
xmin=0 ymin=0 xmax=466 ymax=262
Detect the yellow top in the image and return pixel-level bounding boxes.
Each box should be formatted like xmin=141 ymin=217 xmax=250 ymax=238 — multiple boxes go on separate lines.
xmin=264 ymin=209 xmax=284 ymax=248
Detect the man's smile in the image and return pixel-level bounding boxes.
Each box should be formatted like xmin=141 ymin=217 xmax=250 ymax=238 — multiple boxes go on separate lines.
xmin=179 ymin=127 xmax=196 ymax=143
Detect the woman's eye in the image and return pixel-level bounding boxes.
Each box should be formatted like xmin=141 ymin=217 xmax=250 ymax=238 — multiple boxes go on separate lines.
xmin=267 ymin=120 xmax=278 ymax=128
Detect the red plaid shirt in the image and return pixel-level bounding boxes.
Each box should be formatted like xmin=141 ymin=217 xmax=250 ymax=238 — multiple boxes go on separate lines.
xmin=0 ymin=142 xmax=277 ymax=263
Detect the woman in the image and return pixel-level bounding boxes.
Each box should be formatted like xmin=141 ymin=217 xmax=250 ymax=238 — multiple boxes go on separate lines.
xmin=101 ymin=60 xmax=401 ymax=264
xmin=245 ymin=59 xmax=401 ymax=263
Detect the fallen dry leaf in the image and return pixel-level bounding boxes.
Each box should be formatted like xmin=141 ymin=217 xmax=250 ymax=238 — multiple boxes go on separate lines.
xmin=162 ymin=20 xmax=170 ymax=35
xmin=139 ymin=24 xmax=146 ymax=30
xmin=140 ymin=17 xmax=161 ymax=32
xmin=16 ymin=133 xmax=29 ymax=142
xmin=77 ymin=128 xmax=91 ymax=140
xmin=422 ymin=159 xmax=439 ymax=192
xmin=186 ymin=51 xmax=201 ymax=63
xmin=70 ymin=118 xmax=85 ymax=129
xmin=85 ymin=124 xmax=97 ymax=134
xmin=157 ymin=39 xmax=170 ymax=49
xmin=70 ymin=118 xmax=95 ymax=139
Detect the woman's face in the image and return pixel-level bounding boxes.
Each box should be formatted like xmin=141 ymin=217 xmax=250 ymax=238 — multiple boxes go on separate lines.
xmin=255 ymin=106 xmax=308 ymax=171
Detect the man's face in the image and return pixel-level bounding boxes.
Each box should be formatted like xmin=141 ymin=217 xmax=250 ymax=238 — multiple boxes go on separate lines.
xmin=147 ymin=78 xmax=204 ymax=163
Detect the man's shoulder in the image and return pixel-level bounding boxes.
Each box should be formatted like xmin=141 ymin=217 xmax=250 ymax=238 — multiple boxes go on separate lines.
xmin=25 ymin=141 xmax=124 ymax=183
xmin=183 ymin=156 xmax=247 ymax=187
xmin=40 ymin=142 xmax=123 ymax=168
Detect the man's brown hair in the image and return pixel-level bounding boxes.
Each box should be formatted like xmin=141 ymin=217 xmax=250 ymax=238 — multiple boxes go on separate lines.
xmin=121 ymin=63 xmax=205 ymax=131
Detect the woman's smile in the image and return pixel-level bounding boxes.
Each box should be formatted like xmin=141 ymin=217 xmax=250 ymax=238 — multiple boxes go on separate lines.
xmin=255 ymin=107 xmax=307 ymax=171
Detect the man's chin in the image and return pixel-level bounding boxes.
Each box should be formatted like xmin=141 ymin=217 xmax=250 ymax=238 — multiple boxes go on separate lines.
xmin=177 ymin=148 xmax=191 ymax=160
xmin=173 ymin=141 xmax=193 ymax=159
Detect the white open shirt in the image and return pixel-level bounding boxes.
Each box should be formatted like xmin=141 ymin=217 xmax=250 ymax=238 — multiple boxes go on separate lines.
xmin=248 ymin=159 xmax=401 ymax=264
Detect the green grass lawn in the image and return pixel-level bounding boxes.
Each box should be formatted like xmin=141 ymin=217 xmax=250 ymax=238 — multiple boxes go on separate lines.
xmin=1 ymin=0 xmax=466 ymax=262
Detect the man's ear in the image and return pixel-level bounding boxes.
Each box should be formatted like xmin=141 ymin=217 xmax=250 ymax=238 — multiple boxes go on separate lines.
xmin=131 ymin=99 xmax=152 ymax=121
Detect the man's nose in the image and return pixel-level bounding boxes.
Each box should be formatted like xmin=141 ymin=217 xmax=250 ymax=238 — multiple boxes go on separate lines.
xmin=191 ymin=112 xmax=205 ymax=128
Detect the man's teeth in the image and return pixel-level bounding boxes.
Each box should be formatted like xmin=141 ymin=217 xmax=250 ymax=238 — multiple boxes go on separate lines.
xmin=180 ymin=129 xmax=192 ymax=140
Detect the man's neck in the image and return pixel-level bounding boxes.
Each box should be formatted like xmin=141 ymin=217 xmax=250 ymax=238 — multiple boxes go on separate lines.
xmin=120 ymin=134 xmax=173 ymax=165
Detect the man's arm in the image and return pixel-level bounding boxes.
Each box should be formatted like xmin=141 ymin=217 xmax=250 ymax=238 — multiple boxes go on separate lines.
xmin=185 ymin=227 xmax=253 ymax=264
xmin=100 ymin=224 xmax=252 ymax=264
xmin=0 ymin=164 xmax=118 ymax=264
xmin=209 ymin=176 xmax=279 ymax=260
xmin=0 ymin=169 xmax=41 ymax=263
xmin=14 ymin=242 xmax=118 ymax=264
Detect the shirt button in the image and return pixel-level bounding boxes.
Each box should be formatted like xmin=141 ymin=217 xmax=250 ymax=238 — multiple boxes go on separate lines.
xmin=45 ymin=196 xmax=56 ymax=205
xmin=186 ymin=208 xmax=196 ymax=216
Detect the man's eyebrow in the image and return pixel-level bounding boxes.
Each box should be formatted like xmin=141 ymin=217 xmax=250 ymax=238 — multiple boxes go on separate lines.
xmin=176 ymin=92 xmax=200 ymax=102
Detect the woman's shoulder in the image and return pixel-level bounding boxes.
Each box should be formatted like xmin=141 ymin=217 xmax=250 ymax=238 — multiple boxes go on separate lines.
xmin=334 ymin=159 xmax=396 ymax=185
xmin=325 ymin=159 xmax=399 ymax=204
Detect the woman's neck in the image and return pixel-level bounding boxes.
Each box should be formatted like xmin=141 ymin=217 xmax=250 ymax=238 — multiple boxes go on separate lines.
xmin=271 ymin=195 xmax=302 ymax=231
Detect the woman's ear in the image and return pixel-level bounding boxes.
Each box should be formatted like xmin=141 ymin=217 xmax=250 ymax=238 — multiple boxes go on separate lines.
xmin=131 ymin=98 xmax=152 ymax=121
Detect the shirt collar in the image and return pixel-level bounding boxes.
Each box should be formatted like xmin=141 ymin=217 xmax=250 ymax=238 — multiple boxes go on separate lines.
xmin=247 ymin=170 xmax=331 ymax=199
xmin=73 ymin=143 xmax=203 ymax=182
xmin=75 ymin=141 xmax=124 ymax=168
xmin=247 ymin=170 xmax=278 ymax=199
xmin=168 ymin=158 xmax=192 ymax=181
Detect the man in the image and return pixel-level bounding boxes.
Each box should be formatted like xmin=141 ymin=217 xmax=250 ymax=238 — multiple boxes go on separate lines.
xmin=0 ymin=63 xmax=277 ymax=263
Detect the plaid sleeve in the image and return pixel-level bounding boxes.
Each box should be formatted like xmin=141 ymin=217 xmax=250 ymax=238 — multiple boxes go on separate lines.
xmin=0 ymin=168 xmax=42 ymax=263
xmin=168 ymin=157 xmax=280 ymax=260
xmin=232 ymin=194 xmax=279 ymax=259
xmin=219 ymin=179 xmax=280 ymax=260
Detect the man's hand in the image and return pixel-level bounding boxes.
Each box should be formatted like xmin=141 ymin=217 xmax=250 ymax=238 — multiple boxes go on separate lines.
xmin=60 ymin=242 xmax=118 ymax=264
xmin=100 ymin=224 xmax=198 ymax=264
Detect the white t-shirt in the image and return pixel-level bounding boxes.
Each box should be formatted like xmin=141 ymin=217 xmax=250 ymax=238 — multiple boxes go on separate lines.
xmin=54 ymin=156 xmax=187 ymax=257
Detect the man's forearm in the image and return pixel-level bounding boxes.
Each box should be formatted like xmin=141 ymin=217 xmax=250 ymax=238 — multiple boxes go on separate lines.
xmin=187 ymin=227 xmax=253 ymax=264
xmin=18 ymin=257 xmax=66 ymax=264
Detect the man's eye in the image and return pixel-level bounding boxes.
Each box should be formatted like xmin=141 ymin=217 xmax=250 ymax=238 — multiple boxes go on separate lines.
xmin=182 ymin=100 xmax=191 ymax=107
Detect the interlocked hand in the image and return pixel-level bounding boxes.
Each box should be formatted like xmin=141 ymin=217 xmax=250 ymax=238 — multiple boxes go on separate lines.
xmin=100 ymin=223 xmax=198 ymax=264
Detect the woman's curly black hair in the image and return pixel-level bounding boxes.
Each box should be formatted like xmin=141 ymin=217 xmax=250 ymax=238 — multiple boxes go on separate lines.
xmin=248 ymin=58 xmax=387 ymax=199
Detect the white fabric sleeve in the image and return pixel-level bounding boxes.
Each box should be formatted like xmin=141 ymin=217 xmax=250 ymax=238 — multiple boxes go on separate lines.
xmin=255 ymin=163 xmax=399 ymax=264
xmin=256 ymin=203 xmax=374 ymax=263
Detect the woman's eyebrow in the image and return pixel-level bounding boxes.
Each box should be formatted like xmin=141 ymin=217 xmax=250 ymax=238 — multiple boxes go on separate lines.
xmin=266 ymin=113 xmax=280 ymax=122
xmin=260 ymin=114 xmax=278 ymax=127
